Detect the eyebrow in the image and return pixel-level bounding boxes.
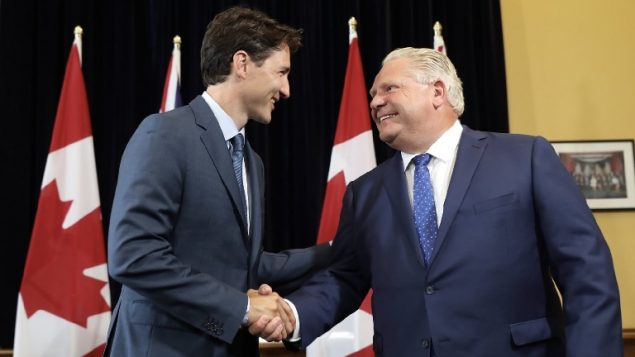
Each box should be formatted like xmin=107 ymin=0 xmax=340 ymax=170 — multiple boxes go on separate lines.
xmin=369 ymin=82 xmax=390 ymax=97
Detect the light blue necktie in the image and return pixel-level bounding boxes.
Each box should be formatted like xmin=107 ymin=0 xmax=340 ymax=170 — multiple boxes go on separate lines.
xmin=230 ymin=133 xmax=247 ymax=215
xmin=413 ymin=153 xmax=438 ymax=265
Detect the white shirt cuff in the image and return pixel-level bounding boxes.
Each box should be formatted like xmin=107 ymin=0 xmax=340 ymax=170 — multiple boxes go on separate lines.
xmin=284 ymin=298 xmax=301 ymax=341
xmin=242 ymin=296 xmax=250 ymax=326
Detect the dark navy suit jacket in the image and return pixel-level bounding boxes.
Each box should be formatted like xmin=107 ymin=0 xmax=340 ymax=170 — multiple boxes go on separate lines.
xmin=288 ymin=126 xmax=622 ymax=356
xmin=105 ymin=95 xmax=329 ymax=356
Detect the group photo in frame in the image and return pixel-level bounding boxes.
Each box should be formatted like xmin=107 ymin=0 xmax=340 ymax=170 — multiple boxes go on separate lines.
xmin=551 ymin=139 xmax=635 ymax=210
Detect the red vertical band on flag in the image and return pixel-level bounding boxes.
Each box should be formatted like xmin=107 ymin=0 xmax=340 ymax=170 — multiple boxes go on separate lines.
xmin=333 ymin=38 xmax=372 ymax=145
xmin=160 ymin=56 xmax=174 ymax=112
xmin=316 ymin=172 xmax=346 ymax=245
xmin=49 ymin=44 xmax=93 ymax=151
xmin=348 ymin=346 xmax=375 ymax=357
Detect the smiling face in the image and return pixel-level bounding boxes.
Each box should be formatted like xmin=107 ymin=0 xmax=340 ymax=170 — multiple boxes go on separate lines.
xmin=242 ymin=45 xmax=291 ymax=125
xmin=369 ymin=58 xmax=442 ymax=153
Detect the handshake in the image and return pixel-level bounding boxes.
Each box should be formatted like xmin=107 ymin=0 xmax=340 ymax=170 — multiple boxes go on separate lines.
xmin=245 ymin=284 xmax=296 ymax=342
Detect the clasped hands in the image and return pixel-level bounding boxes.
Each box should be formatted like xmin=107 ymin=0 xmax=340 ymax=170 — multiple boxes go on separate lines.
xmin=245 ymin=284 xmax=295 ymax=342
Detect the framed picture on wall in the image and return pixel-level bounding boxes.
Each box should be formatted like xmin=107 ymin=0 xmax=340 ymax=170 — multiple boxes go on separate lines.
xmin=551 ymin=139 xmax=635 ymax=211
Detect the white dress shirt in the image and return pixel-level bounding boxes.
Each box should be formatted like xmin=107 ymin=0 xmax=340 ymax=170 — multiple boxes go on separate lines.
xmin=202 ymin=91 xmax=250 ymax=232
xmin=402 ymin=120 xmax=463 ymax=226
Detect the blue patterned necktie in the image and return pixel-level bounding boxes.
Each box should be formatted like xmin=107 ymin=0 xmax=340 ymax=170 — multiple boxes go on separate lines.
xmin=413 ymin=153 xmax=438 ymax=265
xmin=230 ymin=134 xmax=247 ymax=214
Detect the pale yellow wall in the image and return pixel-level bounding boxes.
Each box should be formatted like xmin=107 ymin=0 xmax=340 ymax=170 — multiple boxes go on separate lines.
xmin=501 ymin=0 xmax=635 ymax=328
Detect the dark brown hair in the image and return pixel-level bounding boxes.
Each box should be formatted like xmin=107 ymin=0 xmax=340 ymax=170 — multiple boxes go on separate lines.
xmin=200 ymin=6 xmax=303 ymax=86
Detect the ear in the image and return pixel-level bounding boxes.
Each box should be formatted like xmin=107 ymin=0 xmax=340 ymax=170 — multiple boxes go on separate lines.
xmin=231 ymin=50 xmax=249 ymax=79
xmin=431 ymin=80 xmax=446 ymax=109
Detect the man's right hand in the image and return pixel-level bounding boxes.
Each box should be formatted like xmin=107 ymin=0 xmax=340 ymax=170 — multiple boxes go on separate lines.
xmin=246 ymin=284 xmax=295 ymax=341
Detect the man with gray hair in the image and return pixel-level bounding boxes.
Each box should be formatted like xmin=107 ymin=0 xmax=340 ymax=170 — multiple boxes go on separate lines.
xmin=283 ymin=47 xmax=622 ymax=356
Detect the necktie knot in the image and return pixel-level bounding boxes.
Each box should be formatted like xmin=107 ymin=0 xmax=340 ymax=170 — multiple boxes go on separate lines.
xmin=413 ymin=153 xmax=432 ymax=167
xmin=231 ymin=133 xmax=245 ymax=155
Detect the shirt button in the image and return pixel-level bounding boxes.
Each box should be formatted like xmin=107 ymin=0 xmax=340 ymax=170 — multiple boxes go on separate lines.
xmin=425 ymin=285 xmax=435 ymax=294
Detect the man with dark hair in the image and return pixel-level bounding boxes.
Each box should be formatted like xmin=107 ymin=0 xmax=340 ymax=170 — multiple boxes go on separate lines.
xmin=200 ymin=6 xmax=302 ymax=86
xmin=105 ymin=6 xmax=328 ymax=356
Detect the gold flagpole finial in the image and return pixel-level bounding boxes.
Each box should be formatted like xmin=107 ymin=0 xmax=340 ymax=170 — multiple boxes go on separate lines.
xmin=348 ymin=17 xmax=358 ymax=42
xmin=348 ymin=17 xmax=357 ymax=32
xmin=173 ymin=35 xmax=181 ymax=49
xmin=433 ymin=21 xmax=442 ymax=36
xmin=74 ymin=25 xmax=83 ymax=38
xmin=73 ymin=26 xmax=84 ymax=65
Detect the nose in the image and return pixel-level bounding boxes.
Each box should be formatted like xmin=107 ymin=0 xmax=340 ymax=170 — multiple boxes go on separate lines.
xmin=370 ymin=93 xmax=385 ymax=110
xmin=369 ymin=93 xmax=385 ymax=118
xmin=280 ymin=77 xmax=290 ymax=99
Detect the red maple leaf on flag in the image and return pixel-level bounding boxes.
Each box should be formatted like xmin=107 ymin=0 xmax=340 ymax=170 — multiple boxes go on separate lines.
xmin=21 ymin=179 xmax=110 ymax=327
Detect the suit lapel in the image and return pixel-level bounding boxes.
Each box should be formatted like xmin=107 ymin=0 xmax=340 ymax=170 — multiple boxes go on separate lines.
xmin=190 ymin=96 xmax=249 ymax=238
xmin=245 ymin=142 xmax=263 ymax=261
xmin=430 ymin=126 xmax=487 ymax=264
xmin=381 ymin=153 xmax=427 ymax=268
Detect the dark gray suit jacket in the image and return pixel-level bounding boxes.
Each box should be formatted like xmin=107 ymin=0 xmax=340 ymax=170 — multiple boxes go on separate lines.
xmin=105 ymin=95 xmax=329 ymax=356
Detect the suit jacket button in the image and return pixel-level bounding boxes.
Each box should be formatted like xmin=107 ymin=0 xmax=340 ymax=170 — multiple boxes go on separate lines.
xmin=425 ymin=285 xmax=435 ymax=294
xmin=421 ymin=339 xmax=430 ymax=348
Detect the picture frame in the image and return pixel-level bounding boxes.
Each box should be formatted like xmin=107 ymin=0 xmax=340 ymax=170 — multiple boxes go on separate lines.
xmin=551 ymin=139 xmax=635 ymax=211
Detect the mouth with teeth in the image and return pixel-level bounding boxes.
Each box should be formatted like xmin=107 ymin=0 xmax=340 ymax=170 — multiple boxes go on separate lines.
xmin=378 ymin=113 xmax=397 ymax=123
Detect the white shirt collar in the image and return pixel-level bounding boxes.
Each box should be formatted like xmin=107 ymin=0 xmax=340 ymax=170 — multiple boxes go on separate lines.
xmin=402 ymin=120 xmax=463 ymax=171
xmin=202 ymin=91 xmax=245 ymax=141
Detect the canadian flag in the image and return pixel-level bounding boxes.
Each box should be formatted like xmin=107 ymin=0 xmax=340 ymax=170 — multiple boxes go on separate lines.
xmin=308 ymin=18 xmax=376 ymax=357
xmin=13 ymin=26 xmax=111 ymax=357
xmin=159 ymin=35 xmax=182 ymax=113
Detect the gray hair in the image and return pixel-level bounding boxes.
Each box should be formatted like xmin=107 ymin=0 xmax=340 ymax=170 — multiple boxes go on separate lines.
xmin=383 ymin=47 xmax=464 ymax=117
